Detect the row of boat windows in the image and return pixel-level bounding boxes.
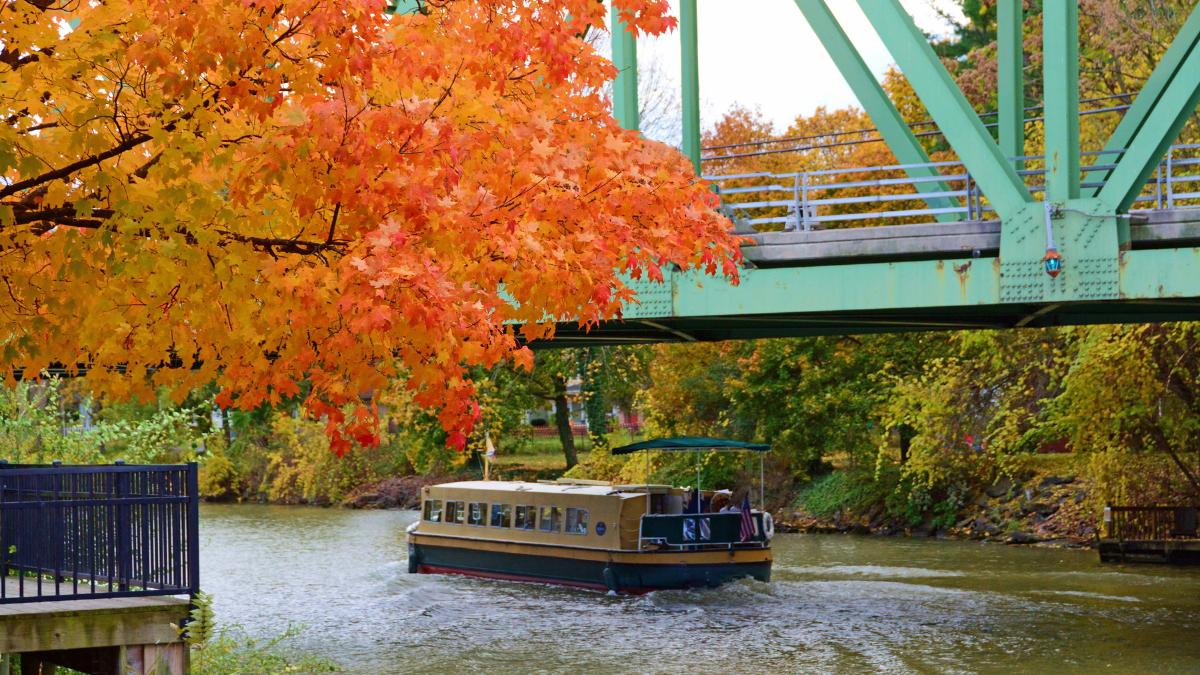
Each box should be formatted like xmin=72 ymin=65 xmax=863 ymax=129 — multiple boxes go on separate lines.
xmin=423 ymin=500 xmax=590 ymax=535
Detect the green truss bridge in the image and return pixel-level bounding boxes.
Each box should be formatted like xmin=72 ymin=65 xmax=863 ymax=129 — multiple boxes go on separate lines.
xmin=549 ymin=0 xmax=1200 ymax=346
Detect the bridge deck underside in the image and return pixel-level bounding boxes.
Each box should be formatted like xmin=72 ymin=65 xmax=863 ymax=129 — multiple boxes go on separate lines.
xmin=543 ymin=209 xmax=1200 ymax=346
xmin=546 ymin=299 xmax=1200 ymax=346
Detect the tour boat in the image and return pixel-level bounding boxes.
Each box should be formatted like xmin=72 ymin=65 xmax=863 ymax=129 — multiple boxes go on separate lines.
xmin=406 ymin=437 xmax=773 ymax=594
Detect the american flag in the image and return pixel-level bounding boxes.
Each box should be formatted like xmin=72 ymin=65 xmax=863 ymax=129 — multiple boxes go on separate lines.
xmin=738 ymin=494 xmax=755 ymax=542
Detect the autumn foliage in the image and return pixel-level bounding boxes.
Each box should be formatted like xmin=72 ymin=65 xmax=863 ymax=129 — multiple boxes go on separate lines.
xmin=0 ymin=0 xmax=741 ymax=453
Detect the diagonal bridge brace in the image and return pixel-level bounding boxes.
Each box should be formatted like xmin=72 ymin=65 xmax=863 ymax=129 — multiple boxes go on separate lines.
xmin=794 ymin=0 xmax=962 ymax=223
xmin=854 ymin=0 xmax=1034 ymax=223
xmin=1095 ymin=5 xmax=1200 ymax=214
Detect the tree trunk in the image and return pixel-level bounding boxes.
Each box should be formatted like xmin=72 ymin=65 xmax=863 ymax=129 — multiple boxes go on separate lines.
xmin=221 ymin=406 xmax=232 ymax=447
xmin=553 ymin=375 xmax=578 ymax=470
xmin=898 ymin=425 xmax=914 ymax=466
xmin=1149 ymin=425 xmax=1200 ymax=499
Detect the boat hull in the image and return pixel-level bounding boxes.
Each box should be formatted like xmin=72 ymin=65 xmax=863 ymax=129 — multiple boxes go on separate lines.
xmin=408 ymin=536 xmax=771 ymax=594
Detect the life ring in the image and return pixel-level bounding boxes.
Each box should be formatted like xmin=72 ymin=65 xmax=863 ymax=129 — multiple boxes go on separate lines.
xmin=761 ymin=511 xmax=775 ymax=540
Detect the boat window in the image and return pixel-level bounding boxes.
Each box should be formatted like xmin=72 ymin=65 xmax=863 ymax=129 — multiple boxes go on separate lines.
xmin=514 ymin=505 xmax=536 ymax=530
xmin=490 ymin=503 xmax=512 ymax=528
xmin=564 ymin=508 xmax=589 ymax=535
xmin=468 ymin=502 xmax=486 ymax=526
xmin=423 ymin=499 xmax=442 ymax=522
xmin=539 ymin=506 xmax=561 ymax=533
xmin=444 ymin=500 xmax=466 ymax=525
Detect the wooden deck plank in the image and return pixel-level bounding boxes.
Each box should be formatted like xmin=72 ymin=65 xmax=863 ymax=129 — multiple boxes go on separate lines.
xmin=1 ymin=576 xmax=190 ymax=653
xmin=2 ymin=577 xmax=189 ymax=616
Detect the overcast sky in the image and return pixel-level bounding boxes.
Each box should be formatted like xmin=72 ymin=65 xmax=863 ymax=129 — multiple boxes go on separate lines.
xmin=623 ymin=0 xmax=966 ymax=135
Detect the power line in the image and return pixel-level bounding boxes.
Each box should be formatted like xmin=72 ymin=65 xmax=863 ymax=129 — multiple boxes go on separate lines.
xmin=700 ymin=92 xmax=1136 ymax=159
xmin=701 ymin=99 xmax=1133 ymax=163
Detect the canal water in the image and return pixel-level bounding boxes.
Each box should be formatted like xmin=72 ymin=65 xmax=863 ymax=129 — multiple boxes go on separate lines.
xmin=200 ymin=504 xmax=1200 ymax=674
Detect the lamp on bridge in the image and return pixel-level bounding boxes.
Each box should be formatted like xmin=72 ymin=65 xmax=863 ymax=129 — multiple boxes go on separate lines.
xmin=1042 ymin=249 xmax=1063 ymax=278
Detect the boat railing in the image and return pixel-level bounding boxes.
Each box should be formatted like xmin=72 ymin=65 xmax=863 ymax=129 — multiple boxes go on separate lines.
xmin=638 ymin=512 xmax=767 ymax=550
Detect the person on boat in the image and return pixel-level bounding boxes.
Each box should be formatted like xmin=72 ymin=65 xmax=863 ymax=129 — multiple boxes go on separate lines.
xmin=711 ymin=490 xmax=731 ymax=512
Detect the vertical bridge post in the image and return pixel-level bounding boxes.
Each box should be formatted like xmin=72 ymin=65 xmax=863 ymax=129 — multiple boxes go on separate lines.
xmin=680 ymin=0 xmax=701 ymax=173
xmin=611 ymin=5 xmax=640 ymax=131
xmin=997 ymin=0 xmax=1024 ymax=172
xmin=1043 ymin=1 xmax=1080 ymax=204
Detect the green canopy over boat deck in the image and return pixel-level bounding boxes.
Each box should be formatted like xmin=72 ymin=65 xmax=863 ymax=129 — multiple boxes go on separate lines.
xmin=611 ymin=436 xmax=770 ymax=455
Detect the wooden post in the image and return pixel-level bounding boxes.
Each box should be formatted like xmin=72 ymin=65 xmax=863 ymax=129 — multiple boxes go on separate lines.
xmin=122 ymin=643 xmax=189 ymax=675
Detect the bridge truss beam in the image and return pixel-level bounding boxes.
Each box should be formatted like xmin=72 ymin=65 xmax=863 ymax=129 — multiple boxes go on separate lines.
xmin=1044 ymin=2 xmax=1080 ymax=203
xmin=793 ymin=0 xmax=960 ymax=223
xmin=1098 ymin=6 xmax=1200 ymax=214
xmin=856 ymin=0 xmax=1034 ymax=222
xmin=563 ymin=1 xmax=1200 ymax=347
xmin=611 ymin=5 xmax=640 ymax=131
xmin=680 ymin=0 xmax=701 ymax=172
xmin=1086 ymin=5 xmax=1200 ymax=200
xmin=547 ymin=244 xmax=1200 ymax=346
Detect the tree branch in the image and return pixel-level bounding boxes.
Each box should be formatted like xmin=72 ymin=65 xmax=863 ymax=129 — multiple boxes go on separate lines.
xmin=8 ymin=206 xmax=349 ymax=258
xmin=0 ymin=132 xmax=154 ymax=199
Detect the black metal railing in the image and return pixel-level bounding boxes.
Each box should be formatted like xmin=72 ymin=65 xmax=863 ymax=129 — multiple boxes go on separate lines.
xmin=1104 ymin=505 xmax=1200 ymax=542
xmin=639 ymin=512 xmax=767 ymax=548
xmin=0 ymin=462 xmax=199 ymax=604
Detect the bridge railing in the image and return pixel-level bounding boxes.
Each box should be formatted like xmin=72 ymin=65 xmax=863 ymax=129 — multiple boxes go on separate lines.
xmin=709 ymin=143 xmax=1200 ymax=233
xmin=0 ymin=462 xmax=200 ymax=604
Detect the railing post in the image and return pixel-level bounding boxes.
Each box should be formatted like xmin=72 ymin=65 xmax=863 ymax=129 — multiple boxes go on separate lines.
xmin=1167 ymin=146 xmax=1175 ymax=209
xmin=186 ymin=462 xmax=200 ymax=596
xmin=801 ymin=173 xmax=813 ymax=231
xmin=792 ymin=174 xmax=801 ymax=232
xmin=966 ymin=173 xmax=975 ymax=220
xmin=1156 ymin=161 xmax=1164 ymax=210
xmin=115 ymin=460 xmax=131 ymax=592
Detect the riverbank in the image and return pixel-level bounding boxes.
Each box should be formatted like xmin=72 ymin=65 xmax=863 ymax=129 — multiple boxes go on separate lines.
xmin=208 ymin=449 xmax=1103 ymax=550
xmin=330 ymin=469 xmax=1099 ymax=552
xmin=779 ymin=461 xmax=1098 ymax=549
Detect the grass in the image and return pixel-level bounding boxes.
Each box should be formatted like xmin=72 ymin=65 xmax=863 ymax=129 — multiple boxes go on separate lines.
xmin=795 ymin=468 xmax=893 ymax=518
xmin=1009 ymin=452 xmax=1080 ymax=476
xmin=489 ymin=430 xmax=644 ymax=476
xmin=491 ymin=449 xmax=590 ymax=472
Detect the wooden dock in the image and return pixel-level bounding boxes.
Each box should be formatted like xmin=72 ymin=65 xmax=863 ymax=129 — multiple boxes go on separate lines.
xmin=1 ymin=578 xmax=191 ymax=674
xmin=1098 ymin=505 xmax=1200 ymax=565
xmin=1 ymin=462 xmax=200 ymax=674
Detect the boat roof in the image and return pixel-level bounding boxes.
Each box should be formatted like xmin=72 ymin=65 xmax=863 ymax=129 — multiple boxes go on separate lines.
xmin=611 ymin=436 xmax=770 ymax=455
xmin=431 ymin=480 xmax=654 ymax=499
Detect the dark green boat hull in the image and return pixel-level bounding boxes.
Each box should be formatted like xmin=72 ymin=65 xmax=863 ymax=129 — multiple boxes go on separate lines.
xmin=409 ymin=542 xmax=770 ymax=594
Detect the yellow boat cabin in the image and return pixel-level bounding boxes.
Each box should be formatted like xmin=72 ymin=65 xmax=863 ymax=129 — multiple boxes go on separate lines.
xmin=407 ymin=478 xmax=773 ymax=594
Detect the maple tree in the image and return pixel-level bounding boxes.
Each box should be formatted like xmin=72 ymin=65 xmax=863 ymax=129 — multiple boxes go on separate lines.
xmin=0 ymin=0 xmax=742 ymax=453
